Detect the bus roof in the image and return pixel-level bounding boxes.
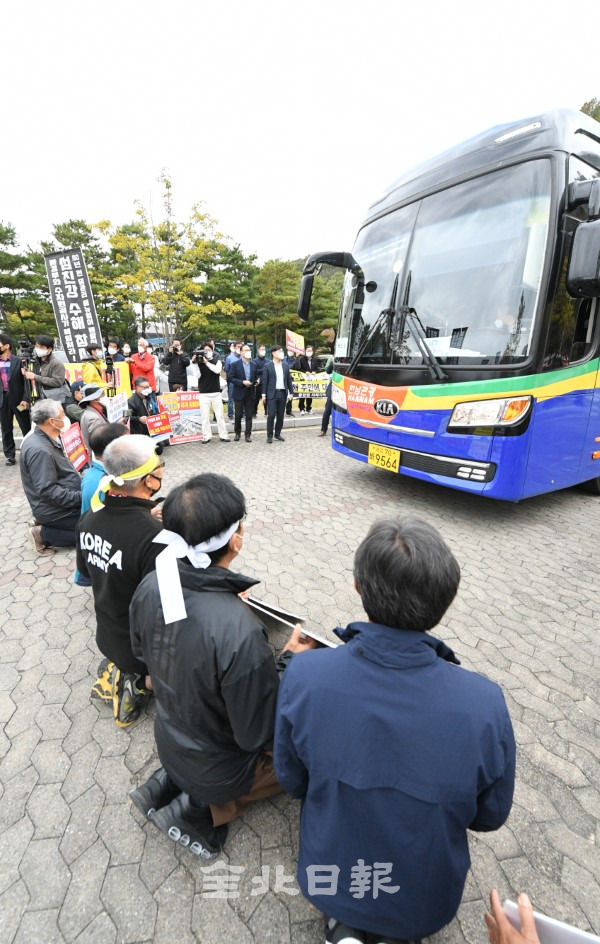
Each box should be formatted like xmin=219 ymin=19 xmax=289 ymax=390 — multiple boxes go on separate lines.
xmin=366 ymin=109 xmax=600 ymax=222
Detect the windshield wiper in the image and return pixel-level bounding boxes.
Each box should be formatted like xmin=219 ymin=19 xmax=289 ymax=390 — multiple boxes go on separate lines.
xmin=396 ymin=306 xmax=448 ymax=382
xmin=347 ymin=274 xmax=399 ymax=376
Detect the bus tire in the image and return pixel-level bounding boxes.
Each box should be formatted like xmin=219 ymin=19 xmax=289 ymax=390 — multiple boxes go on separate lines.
xmin=581 ymin=476 xmax=600 ymax=495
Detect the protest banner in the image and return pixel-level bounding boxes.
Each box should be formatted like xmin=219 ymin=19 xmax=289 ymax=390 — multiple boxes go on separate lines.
xmin=147 ymin=412 xmax=173 ymax=443
xmin=290 ymin=370 xmax=329 ymax=398
xmin=63 ymin=362 xmax=131 ymax=396
xmin=103 ymin=392 xmax=128 ymax=423
xmin=285 ymin=329 xmax=305 ymax=356
xmin=60 ymin=423 xmax=89 ymax=472
xmin=44 ymin=249 xmax=102 ymax=363
xmin=157 ymin=391 xmax=204 ymax=444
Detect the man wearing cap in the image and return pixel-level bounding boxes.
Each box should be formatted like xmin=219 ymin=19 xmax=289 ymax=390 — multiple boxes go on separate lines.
xmin=128 ymin=473 xmax=313 ymax=858
xmin=76 ymin=434 xmax=165 ymax=727
xmin=63 ymin=380 xmax=86 ymax=424
xmin=79 ymin=384 xmax=109 ymax=452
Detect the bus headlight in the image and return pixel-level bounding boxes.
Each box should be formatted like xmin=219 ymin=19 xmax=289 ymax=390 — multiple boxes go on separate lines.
xmin=449 ymin=396 xmax=532 ymax=428
xmin=331 ymin=385 xmax=347 ymax=410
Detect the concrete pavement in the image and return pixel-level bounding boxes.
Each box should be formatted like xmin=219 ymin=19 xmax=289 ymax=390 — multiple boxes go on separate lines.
xmin=0 ymin=424 xmax=599 ymax=943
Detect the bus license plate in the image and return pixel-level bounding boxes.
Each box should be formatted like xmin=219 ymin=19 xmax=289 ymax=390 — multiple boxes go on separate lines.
xmin=368 ymin=443 xmax=400 ymax=473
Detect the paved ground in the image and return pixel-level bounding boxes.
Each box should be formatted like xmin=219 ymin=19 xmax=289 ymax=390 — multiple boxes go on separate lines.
xmin=1 ymin=423 xmax=599 ymax=944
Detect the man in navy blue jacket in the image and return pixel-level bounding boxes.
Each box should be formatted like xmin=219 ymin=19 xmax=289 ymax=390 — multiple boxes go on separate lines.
xmin=229 ymin=344 xmax=258 ymax=442
xmin=275 ymin=516 xmax=515 ymax=944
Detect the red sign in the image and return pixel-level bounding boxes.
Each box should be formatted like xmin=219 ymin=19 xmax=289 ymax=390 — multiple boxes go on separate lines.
xmin=147 ymin=412 xmax=173 ymax=440
xmin=60 ymin=422 xmax=89 ymax=472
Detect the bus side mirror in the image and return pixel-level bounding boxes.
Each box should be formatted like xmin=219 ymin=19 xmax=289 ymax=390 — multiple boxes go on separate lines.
xmin=297 ymin=273 xmax=314 ymax=321
xmin=567 ymin=219 xmax=600 ymax=297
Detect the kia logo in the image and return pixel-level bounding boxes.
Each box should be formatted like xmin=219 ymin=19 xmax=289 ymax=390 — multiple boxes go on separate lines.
xmin=374 ymin=399 xmax=399 ymax=417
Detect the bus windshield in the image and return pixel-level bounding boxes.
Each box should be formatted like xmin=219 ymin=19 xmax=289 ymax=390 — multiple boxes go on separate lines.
xmin=338 ymin=160 xmax=552 ymax=368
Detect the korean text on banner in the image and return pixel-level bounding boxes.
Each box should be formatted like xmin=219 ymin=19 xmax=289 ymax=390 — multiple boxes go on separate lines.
xmin=104 ymin=392 xmax=128 ymax=423
xmin=44 ymin=249 xmax=102 ymax=364
xmin=147 ymin=412 xmax=173 ymax=443
xmin=157 ymin=391 xmax=204 ymax=444
xmin=60 ymin=423 xmax=89 ymax=472
xmin=285 ymin=329 xmax=305 ymax=356
xmin=64 ymin=363 xmax=131 ymax=396
xmin=290 ymin=370 xmax=329 ymax=398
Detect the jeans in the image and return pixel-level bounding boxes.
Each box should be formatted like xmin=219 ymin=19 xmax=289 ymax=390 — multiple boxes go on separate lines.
xmin=40 ymin=511 xmax=80 ymax=548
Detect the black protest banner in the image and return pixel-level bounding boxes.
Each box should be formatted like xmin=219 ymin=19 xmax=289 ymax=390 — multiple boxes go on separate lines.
xmin=44 ymin=248 xmax=102 ymax=363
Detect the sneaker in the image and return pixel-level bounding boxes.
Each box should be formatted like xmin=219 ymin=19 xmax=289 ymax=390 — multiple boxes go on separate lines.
xmin=130 ymin=766 xmax=181 ymax=819
xmin=219 ymin=438 xmax=231 ymax=443
xmin=28 ymin=525 xmax=54 ymax=556
xmin=5 ymin=457 xmax=16 ymax=466
xmin=151 ymin=793 xmax=228 ymax=859
xmin=90 ymin=658 xmax=114 ymax=701
xmin=111 ymin=666 xmax=148 ymax=728
xmin=275 ymin=435 xmax=285 ymax=441
xmin=202 ymin=438 xmax=211 ymax=444
xmin=325 ymin=919 xmax=367 ymax=944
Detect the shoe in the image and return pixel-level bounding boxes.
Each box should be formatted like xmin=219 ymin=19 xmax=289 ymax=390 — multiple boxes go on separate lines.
xmin=325 ymin=919 xmax=367 ymax=944
xmin=130 ymin=766 xmax=182 ymax=819
xmin=202 ymin=438 xmax=211 ymax=444
xmin=234 ymin=433 xmax=241 ymax=441
xmin=152 ymin=793 xmax=228 ymax=859
xmin=245 ymin=435 xmax=252 ymax=442
xmin=318 ymin=431 xmax=327 ymax=437
xmin=111 ymin=666 xmax=149 ymax=728
xmin=267 ymin=437 xmax=273 ymax=443
xmin=5 ymin=457 xmax=16 ymax=466
xmin=275 ymin=435 xmax=285 ymax=441
xmin=28 ymin=525 xmax=54 ymax=556
xmin=220 ymin=438 xmax=230 ymax=443
xmin=90 ymin=658 xmax=114 ymax=701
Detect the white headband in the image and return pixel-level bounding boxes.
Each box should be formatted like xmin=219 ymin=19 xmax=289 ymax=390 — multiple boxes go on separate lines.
xmin=152 ymin=521 xmax=241 ymax=624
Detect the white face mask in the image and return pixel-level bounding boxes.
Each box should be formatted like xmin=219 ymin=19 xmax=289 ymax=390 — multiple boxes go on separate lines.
xmin=123 ymin=347 xmax=130 ymax=355
xmin=35 ymin=347 xmax=49 ymax=358
xmin=108 ymin=347 xmax=117 ymax=355
xmin=140 ymin=388 xmax=151 ymax=397
xmin=242 ymin=350 xmax=251 ymax=359
xmin=53 ymin=416 xmax=71 ymax=433
xmin=204 ymin=349 xmax=213 ymax=357
xmin=138 ymin=347 xmax=146 ymax=355
xmin=306 ymin=351 xmax=313 ymax=358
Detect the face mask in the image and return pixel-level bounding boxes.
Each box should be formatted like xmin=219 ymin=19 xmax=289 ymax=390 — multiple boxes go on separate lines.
xmin=276 ymin=352 xmax=285 ymax=360
xmin=138 ymin=347 xmax=146 ymax=355
xmin=53 ymin=416 xmax=71 ymax=433
xmin=108 ymin=347 xmax=117 ymax=355
xmin=259 ymin=351 xmax=265 ymax=358
xmin=204 ymin=349 xmax=213 ymax=357
xmin=306 ymin=352 xmax=313 ymax=358
xmin=123 ymin=347 xmax=130 ymax=355
xmin=145 ymin=474 xmax=162 ymax=496
xmin=242 ymin=351 xmax=251 ymax=359
xmin=140 ymin=388 xmax=151 ymax=397
xmin=35 ymin=347 xmax=49 ymax=358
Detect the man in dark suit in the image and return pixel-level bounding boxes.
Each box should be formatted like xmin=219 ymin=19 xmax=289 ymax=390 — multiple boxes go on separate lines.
xmin=229 ymin=344 xmax=258 ymax=442
xmin=295 ymin=344 xmax=317 ymax=414
xmin=0 ymin=333 xmax=31 ymax=466
xmin=262 ymin=346 xmax=293 ymax=443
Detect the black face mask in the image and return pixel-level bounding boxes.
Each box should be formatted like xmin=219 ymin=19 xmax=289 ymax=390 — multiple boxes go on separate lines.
xmin=144 ymin=473 xmax=162 ymax=496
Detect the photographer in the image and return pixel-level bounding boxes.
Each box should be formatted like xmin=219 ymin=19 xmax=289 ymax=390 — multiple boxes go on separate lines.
xmin=21 ymin=335 xmax=67 ymax=400
xmin=194 ymin=341 xmax=230 ymax=443
xmin=0 ymin=333 xmax=31 ymax=466
xmin=162 ymin=338 xmax=190 ymax=392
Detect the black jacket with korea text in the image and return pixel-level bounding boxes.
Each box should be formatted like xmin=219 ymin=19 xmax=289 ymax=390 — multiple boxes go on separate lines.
xmin=130 ymin=562 xmax=280 ymax=803
xmin=76 ymin=495 xmax=163 ymax=674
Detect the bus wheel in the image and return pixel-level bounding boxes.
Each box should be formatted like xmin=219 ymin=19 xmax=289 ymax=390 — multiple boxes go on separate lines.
xmin=582 ymin=476 xmax=600 ymax=495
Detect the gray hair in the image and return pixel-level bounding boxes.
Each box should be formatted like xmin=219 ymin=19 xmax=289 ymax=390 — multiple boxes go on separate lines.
xmin=31 ymin=400 xmax=63 ymax=425
xmin=103 ymin=435 xmax=157 ymax=490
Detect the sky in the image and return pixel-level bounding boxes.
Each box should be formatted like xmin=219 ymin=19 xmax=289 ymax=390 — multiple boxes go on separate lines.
xmin=2 ymin=0 xmax=599 ymax=263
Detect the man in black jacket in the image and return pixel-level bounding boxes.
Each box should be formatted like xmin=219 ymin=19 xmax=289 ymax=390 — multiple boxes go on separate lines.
xmin=194 ymin=341 xmax=230 ymax=443
xmin=76 ymin=434 xmax=164 ymax=728
xmin=129 ymin=473 xmax=312 ymax=858
xmin=20 ymin=399 xmax=82 ymax=554
xmin=229 ymin=344 xmax=258 ymax=441
xmin=262 ymin=346 xmax=293 ymax=443
xmin=162 ymin=339 xmax=190 ymax=391
xmin=295 ymin=344 xmax=317 ymax=414
xmin=0 ymin=333 xmax=31 ymax=466
xmin=251 ymin=344 xmax=268 ymax=416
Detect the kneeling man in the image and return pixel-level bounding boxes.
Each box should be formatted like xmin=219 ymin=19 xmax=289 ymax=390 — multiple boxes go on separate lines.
xmin=274 ymin=517 xmax=516 ymax=944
